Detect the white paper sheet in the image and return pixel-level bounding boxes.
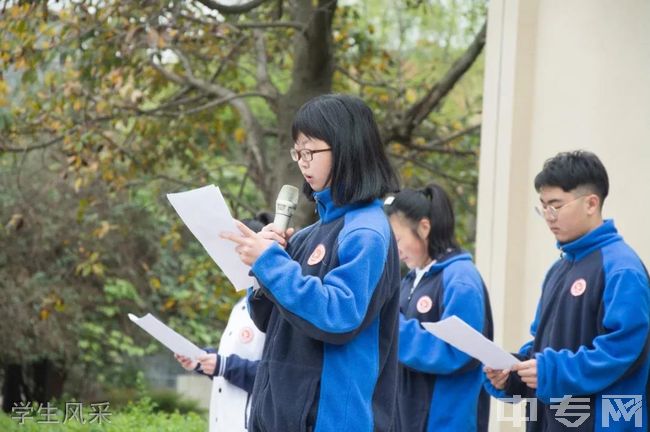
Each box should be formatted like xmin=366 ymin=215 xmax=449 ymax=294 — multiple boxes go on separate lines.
xmin=167 ymin=185 xmax=253 ymax=291
xmin=129 ymin=313 xmax=206 ymax=360
xmin=421 ymin=315 xmax=519 ymax=370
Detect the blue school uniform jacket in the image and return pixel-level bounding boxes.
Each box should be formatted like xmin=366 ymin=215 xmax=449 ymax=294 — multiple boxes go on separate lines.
xmin=485 ymin=220 xmax=650 ymax=431
xmin=396 ymin=250 xmax=493 ymax=432
xmin=247 ymin=187 xmax=401 ymax=432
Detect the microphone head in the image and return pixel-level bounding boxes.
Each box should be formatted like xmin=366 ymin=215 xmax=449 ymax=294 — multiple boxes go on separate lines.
xmin=277 ymin=184 xmax=300 ymax=207
xmin=274 ymin=185 xmax=299 ymax=230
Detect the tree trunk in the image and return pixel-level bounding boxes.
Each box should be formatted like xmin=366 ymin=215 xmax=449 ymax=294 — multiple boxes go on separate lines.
xmin=266 ymin=0 xmax=337 ymax=227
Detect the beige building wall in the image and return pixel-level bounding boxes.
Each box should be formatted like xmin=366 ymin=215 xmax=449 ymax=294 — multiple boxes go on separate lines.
xmin=476 ymin=1 xmax=650 ymax=430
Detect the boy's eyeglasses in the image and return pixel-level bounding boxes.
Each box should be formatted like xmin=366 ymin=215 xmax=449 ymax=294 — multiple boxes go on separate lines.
xmin=290 ymin=148 xmax=331 ymax=162
xmin=534 ymin=195 xmax=586 ymax=221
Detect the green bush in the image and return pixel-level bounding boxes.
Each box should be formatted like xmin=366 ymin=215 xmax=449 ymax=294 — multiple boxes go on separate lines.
xmin=149 ymin=388 xmax=206 ymax=415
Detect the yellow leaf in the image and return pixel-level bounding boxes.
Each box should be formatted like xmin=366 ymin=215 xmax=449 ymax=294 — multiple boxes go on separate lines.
xmin=74 ymin=177 xmax=83 ymax=192
xmin=9 ymin=6 xmax=23 ymax=19
xmin=93 ymin=221 xmax=111 ymax=239
xmin=92 ymin=263 xmax=104 ymax=277
xmin=73 ymin=99 xmax=83 ymax=111
xmin=14 ymin=57 xmax=27 ymax=70
xmin=39 ymin=308 xmax=50 ymax=320
xmin=54 ymin=298 xmax=65 ymax=312
xmin=164 ymin=298 xmax=176 ymax=310
xmin=96 ymin=100 xmax=108 ymax=114
xmin=233 ymin=128 xmax=246 ymax=143
xmin=149 ymin=277 xmax=161 ymax=290
xmin=405 ymin=88 xmax=417 ymax=104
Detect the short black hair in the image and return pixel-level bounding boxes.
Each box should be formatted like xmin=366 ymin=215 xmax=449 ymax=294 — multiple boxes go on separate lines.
xmin=242 ymin=211 xmax=273 ymax=233
xmin=291 ymin=94 xmax=399 ymax=205
xmin=534 ymin=150 xmax=609 ymax=206
xmin=384 ymin=183 xmax=459 ymax=260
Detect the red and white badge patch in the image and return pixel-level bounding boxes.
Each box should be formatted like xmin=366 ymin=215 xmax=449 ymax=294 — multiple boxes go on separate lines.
xmin=570 ymin=278 xmax=587 ymax=297
xmin=416 ymin=295 xmax=433 ymax=314
xmin=308 ymin=244 xmax=326 ymax=265
xmin=239 ymin=326 xmax=254 ymax=344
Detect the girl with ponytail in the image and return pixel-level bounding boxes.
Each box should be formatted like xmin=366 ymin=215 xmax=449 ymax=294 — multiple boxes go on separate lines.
xmin=384 ymin=183 xmax=494 ymax=432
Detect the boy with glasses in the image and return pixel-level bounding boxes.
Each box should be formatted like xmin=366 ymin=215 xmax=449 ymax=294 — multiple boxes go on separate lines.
xmin=485 ymin=150 xmax=650 ymax=431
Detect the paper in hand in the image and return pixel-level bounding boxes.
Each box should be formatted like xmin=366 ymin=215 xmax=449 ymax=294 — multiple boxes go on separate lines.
xmin=421 ymin=315 xmax=519 ymax=370
xmin=167 ymin=185 xmax=253 ymax=291
xmin=129 ymin=313 xmax=206 ymax=360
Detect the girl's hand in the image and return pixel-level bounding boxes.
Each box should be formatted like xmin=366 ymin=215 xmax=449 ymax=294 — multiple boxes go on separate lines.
xmin=261 ymin=223 xmax=295 ymax=249
xmin=174 ymin=353 xmax=198 ymax=371
xmin=484 ymin=366 xmax=510 ymax=390
xmin=196 ymin=353 xmax=217 ymax=376
xmin=221 ymin=221 xmax=275 ymax=266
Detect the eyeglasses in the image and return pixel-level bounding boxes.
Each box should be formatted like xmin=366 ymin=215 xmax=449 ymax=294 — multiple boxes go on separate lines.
xmin=290 ymin=148 xmax=331 ymax=162
xmin=534 ymin=195 xmax=586 ymax=221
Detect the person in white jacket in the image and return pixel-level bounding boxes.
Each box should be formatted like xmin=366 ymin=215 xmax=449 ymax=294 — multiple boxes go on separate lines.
xmin=175 ymin=217 xmax=267 ymax=431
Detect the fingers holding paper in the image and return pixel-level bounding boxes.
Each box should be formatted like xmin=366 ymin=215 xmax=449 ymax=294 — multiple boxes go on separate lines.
xmin=221 ymin=220 xmax=274 ymax=266
xmin=175 ymin=353 xmax=198 ymax=371
xmin=196 ymin=353 xmax=217 ymax=376
xmin=484 ymin=367 xmax=510 ymax=390
xmin=512 ymin=359 xmax=537 ymax=389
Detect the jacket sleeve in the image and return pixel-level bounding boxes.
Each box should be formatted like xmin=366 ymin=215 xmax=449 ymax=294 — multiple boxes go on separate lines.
xmin=247 ymin=284 xmax=274 ymax=333
xmin=251 ymin=227 xmax=389 ymax=345
xmin=399 ymin=280 xmax=485 ymax=374
xmin=535 ymin=269 xmax=650 ymax=403
xmin=484 ymin=302 xmax=540 ymax=399
xmin=221 ymin=354 xmax=259 ymax=394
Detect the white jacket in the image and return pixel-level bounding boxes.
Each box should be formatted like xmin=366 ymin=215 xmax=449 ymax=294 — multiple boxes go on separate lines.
xmin=209 ymin=298 xmax=265 ymax=432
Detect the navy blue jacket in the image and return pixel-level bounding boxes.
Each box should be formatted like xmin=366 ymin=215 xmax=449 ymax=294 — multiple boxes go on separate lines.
xmin=196 ymin=349 xmax=259 ymax=393
xmin=485 ymin=220 xmax=650 ymax=431
xmin=247 ymin=188 xmax=401 ymax=432
xmin=396 ymin=250 xmax=493 ymax=432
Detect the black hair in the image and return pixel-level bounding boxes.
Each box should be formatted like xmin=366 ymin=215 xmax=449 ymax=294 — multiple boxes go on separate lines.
xmin=384 ymin=183 xmax=459 ymax=260
xmin=242 ymin=211 xmax=273 ymax=233
xmin=534 ymin=150 xmax=609 ymax=206
xmin=291 ymin=94 xmax=399 ymax=205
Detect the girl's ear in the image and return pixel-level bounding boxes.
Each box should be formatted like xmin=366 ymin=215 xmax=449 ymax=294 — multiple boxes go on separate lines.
xmin=417 ymin=218 xmax=431 ymax=240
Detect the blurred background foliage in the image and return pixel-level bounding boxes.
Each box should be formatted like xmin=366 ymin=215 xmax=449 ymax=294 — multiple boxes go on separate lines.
xmin=0 ymin=0 xmax=486 ymax=406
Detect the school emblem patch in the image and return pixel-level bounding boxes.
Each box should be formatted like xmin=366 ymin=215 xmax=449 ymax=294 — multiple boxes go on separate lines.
xmin=239 ymin=327 xmax=254 ymax=344
xmin=570 ymin=278 xmax=587 ymax=297
xmin=308 ymin=244 xmax=326 ymax=265
xmin=416 ymin=295 xmax=433 ymax=314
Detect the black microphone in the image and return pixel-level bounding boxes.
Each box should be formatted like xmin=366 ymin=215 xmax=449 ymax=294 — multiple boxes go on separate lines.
xmin=273 ymin=185 xmax=299 ymax=231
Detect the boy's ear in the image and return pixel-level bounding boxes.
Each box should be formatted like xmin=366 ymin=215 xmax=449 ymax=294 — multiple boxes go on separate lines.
xmin=417 ymin=218 xmax=431 ymax=240
xmin=586 ymin=194 xmax=601 ymax=215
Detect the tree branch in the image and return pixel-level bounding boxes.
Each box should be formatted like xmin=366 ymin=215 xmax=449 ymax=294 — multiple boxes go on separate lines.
xmin=149 ymin=52 xmax=267 ymax=182
xmin=194 ymin=0 xmax=268 ymax=15
xmin=334 ymin=66 xmax=400 ymax=92
xmin=397 ymin=21 xmax=487 ymax=139
xmin=397 ymin=124 xmax=481 ymax=155
xmin=237 ymin=21 xmax=306 ymax=31
xmin=253 ymin=30 xmax=280 ymax=102
xmin=0 ymin=135 xmax=65 ymax=153
xmin=389 ymin=151 xmax=476 ymax=186
xmin=174 ymin=92 xmax=272 ymax=115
